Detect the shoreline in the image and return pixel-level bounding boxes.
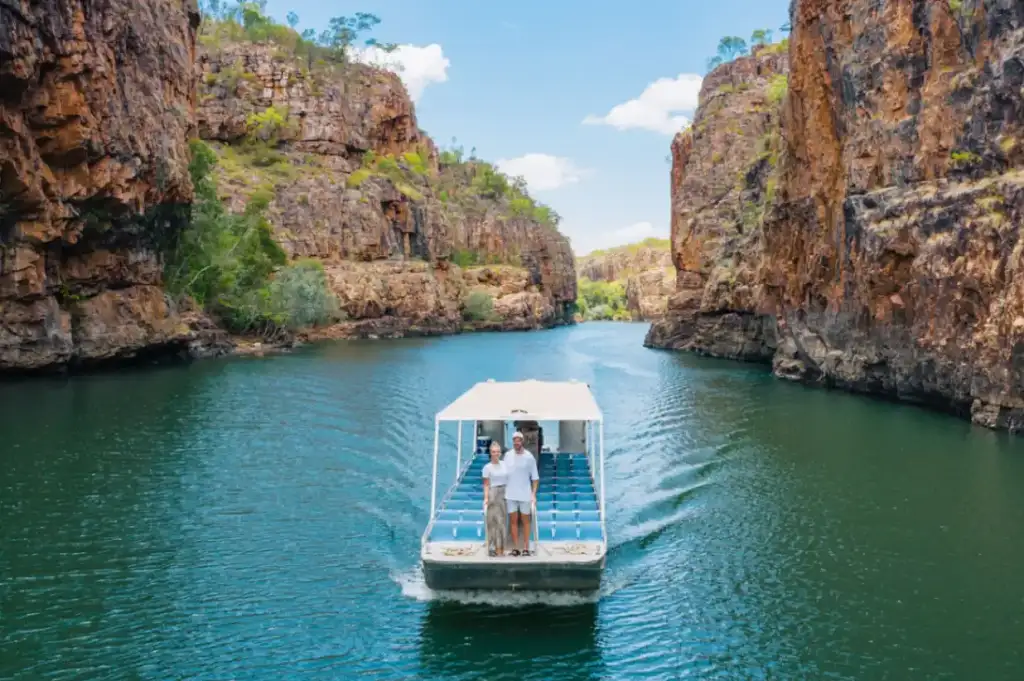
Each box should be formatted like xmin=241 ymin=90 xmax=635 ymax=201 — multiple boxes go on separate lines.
xmin=0 ymin=317 xmax=579 ymax=380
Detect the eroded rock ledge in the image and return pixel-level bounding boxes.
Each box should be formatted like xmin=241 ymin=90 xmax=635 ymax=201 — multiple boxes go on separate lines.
xmin=648 ymin=0 xmax=1024 ymax=432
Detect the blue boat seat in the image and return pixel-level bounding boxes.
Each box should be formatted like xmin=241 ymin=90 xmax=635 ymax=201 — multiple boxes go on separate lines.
xmin=552 ymin=523 xmax=578 ymax=540
xmin=429 ymin=521 xmax=460 ymax=541
xmin=576 ymin=510 xmax=600 ymax=522
xmin=456 ymin=523 xmax=484 ymax=540
xmin=445 ymin=498 xmax=479 ymax=511
xmin=578 ymin=522 xmax=603 ymax=540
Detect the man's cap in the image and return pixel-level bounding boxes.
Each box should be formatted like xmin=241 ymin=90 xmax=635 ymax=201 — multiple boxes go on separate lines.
xmin=512 ymin=431 xmax=524 ymax=439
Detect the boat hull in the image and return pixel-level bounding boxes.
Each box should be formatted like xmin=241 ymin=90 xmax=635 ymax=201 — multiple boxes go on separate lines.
xmin=422 ymin=554 xmax=605 ymax=592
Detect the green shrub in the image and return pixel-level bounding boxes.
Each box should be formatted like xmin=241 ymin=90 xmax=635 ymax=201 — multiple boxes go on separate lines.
xmin=402 ymin=151 xmax=428 ymax=175
xmin=346 ymin=168 xmax=372 ymax=188
xmin=463 ymin=290 xmax=495 ymax=321
xmin=165 ymin=139 xmax=293 ymax=337
xmin=246 ymin=106 xmax=291 ymax=144
xmin=767 ymin=74 xmax=788 ymax=105
xmin=267 ymin=259 xmax=339 ymax=329
xmin=451 ymin=248 xmax=482 ymax=267
xmin=438 ymin=148 xmax=463 ymax=165
xmin=471 ymin=164 xmax=510 ymax=198
xmin=577 ymin=277 xmax=629 ymax=321
xmin=950 ymin=149 xmax=983 ymax=170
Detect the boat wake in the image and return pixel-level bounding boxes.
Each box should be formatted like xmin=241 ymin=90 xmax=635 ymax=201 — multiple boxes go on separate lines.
xmin=391 ymin=567 xmax=627 ymax=607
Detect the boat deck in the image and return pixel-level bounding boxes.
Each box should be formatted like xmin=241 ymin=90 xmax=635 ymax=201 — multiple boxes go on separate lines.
xmin=427 ymin=451 xmax=605 ymax=544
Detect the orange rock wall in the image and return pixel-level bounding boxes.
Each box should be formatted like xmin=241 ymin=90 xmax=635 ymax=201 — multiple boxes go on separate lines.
xmin=0 ymin=0 xmax=199 ymax=370
xmin=651 ymin=0 xmax=1024 ymax=431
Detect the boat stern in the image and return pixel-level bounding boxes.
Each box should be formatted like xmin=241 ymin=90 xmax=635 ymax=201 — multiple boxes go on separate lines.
xmin=420 ymin=541 xmax=606 ymax=592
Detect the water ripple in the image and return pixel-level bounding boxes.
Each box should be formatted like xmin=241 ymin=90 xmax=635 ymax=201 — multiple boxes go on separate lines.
xmin=3 ymin=324 xmax=1024 ymax=680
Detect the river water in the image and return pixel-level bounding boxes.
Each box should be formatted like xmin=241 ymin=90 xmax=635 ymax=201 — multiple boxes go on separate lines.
xmin=2 ymin=323 xmax=1023 ymax=680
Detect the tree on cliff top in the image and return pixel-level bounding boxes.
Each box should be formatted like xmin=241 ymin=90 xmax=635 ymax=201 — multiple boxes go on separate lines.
xmin=705 ymin=25 xmax=790 ymax=73
xmin=198 ymin=1 xmax=396 ymax=66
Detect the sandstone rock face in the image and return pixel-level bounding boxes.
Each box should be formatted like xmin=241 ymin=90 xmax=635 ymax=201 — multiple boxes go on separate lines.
xmin=763 ymin=0 xmax=1024 ymax=429
xmin=310 ymin=262 xmax=561 ymax=339
xmin=577 ymin=243 xmax=671 ymax=282
xmin=577 ymin=242 xmax=673 ymax=320
xmin=196 ymin=42 xmax=576 ymax=336
xmin=625 ymin=268 xmax=675 ymax=321
xmin=651 ymin=0 xmax=1024 ymax=432
xmin=646 ymin=45 xmax=787 ymax=354
xmin=0 ymin=0 xmax=199 ymax=371
xmin=198 ymin=42 xmax=436 ymax=164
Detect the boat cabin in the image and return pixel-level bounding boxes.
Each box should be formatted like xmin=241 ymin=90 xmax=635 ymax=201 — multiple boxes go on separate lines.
xmin=421 ymin=379 xmax=607 ymax=591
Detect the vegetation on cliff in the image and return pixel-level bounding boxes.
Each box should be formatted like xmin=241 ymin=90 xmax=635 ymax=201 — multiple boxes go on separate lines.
xmin=164 ymin=140 xmax=339 ymax=338
xmin=190 ymin=0 xmax=575 ymax=336
xmin=584 ymin=238 xmax=670 ymax=260
xmin=576 ymin=279 xmax=631 ymax=321
xmin=197 ymin=0 xmax=394 ymax=62
xmin=575 ymin=238 xmax=672 ymax=321
xmin=706 ymin=28 xmax=790 ymax=72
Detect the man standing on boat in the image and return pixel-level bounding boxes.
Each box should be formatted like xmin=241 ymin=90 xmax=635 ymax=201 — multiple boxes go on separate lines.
xmin=503 ymin=431 xmax=539 ymax=556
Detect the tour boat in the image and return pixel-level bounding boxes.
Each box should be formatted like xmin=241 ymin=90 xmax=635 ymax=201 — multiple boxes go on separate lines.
xmin=420 ymin=379 xmax=607 ymax=591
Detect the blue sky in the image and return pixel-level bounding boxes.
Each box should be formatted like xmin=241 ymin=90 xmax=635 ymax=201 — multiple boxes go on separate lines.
xmin=262 ymin=0 xmax=790 ymax=254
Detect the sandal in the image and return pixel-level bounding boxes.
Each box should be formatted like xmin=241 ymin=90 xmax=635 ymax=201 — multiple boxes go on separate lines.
xmin=488 ymin=549 xmax=496 ymax=557
xmin=510 ymin=549 xmax=520 ymax=556
xmin=521 ymin=549 xmax=531 ymax=557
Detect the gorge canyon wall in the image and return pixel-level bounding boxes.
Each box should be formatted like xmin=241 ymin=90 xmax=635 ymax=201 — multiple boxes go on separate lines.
xmin=576 ymin=242 xmax=674 ymax=320
xmin=0 ymin=3 xmax=577 ymax=373
xmin=0 ymin=0 xmax=200 ymax=371
xmin=649 ymin=0 xmax=1024 ymax=431
xmin=196 ymin=39 xmax=576 ymax=340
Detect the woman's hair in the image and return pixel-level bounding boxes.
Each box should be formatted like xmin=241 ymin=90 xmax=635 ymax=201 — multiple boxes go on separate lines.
xmin=489 ymin=441 xmax=501 ymax=455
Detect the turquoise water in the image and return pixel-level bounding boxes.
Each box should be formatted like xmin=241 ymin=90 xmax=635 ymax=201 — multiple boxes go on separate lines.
xmin=2 ymin=323 xmax=1024 ymax=679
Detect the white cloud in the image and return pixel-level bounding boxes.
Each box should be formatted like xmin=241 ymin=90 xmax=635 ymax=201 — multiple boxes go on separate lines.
xmin=495 ymin=153 xmax=589 ymax=192
xmin=351 ymin=44 xmax=450 ymax=101
xmin=610 ymin=221 xmax=659 ymax=243
xmin=583 ymin=74 xmax=703 ymax=135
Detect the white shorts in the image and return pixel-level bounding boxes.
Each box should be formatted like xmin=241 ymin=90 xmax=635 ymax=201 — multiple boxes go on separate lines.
xmin=507 ymin=499 xmax=532 ymax=515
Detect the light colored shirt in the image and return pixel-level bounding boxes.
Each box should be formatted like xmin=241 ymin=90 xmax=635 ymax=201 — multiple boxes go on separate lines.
xmin=482 ymin=461 xmax=507 ymax=487
xmin=502 ymin=448 xmax=538 ymax=502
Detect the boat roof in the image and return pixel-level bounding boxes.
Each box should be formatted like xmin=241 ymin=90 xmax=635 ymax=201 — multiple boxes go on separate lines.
xmin=436 ymin=379 xmax=602 ymax=422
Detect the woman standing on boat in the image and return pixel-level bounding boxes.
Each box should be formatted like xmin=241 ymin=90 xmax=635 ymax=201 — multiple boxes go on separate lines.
xmin=482 ymin=441 xmax=509 ymax=557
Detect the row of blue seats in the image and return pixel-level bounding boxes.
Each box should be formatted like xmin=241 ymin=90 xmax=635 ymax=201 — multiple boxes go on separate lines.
xmin=442 ymin=498 xmax=599 ymax=512
xmin=429 ymin=520 xmax=604 ymax=542
xmin=448 ymin=492 xmax=598 ymax=504
xmin=437 ymin=508 xmax=601 ymax=522
xmin=464 ymin=469 xmax=593 ymax=482
xmin=453 ymin=479 xmax=596 ymax=492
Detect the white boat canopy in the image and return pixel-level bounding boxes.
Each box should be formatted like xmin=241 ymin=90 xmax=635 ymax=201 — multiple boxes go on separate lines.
xmin=436 ymin=379 xmax=603 ymax=422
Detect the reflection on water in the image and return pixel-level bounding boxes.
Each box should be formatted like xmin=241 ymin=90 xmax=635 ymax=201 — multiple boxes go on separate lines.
xmin=419 ymin=601 xmax=603 ymax=681
xmin=3 ymin=323 xmax=1024 ymax=680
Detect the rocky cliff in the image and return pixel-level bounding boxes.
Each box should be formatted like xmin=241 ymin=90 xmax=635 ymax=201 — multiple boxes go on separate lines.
xmin=576 ymin=239 xmax=673 ymax=320
xmin=650 ymin=0 xmax=1024 ymax=432
xmin=196 ymin=37 xmax=576 ymax=337
xmin=0 ymin=0 xmax=199 ymax=371
xmin=646 ymin=43 xmax=788 ymax=352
